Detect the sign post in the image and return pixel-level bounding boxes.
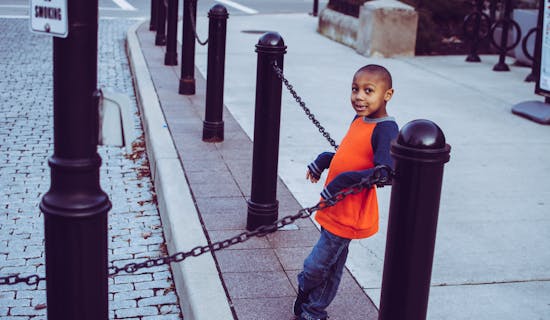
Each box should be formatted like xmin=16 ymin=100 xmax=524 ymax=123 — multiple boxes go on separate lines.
xmin=512 ymin=0 xmax=550 ymax=124
xmin=37 ymin=0 xmax=111 ymax=318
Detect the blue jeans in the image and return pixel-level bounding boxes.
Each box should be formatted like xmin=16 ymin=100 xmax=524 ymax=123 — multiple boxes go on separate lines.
xmin=297 ymin=228 xmax=351 ymax=320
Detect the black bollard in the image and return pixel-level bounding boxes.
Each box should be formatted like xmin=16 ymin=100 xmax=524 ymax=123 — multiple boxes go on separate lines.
xmin=465 ymin=0 xmax=485 ymax=62
xmin=312 ymin=0 xmax=319 ymax=17
xmin=179 ymin=0 xmax=197 ymax=94
xmin=150 ymin=0 xmax=158 ymax=31
xmin=378 ymin=119 xmax=451 ymax=320
xmin=246 ymin=32 xmax=287 ymax=231
xmin=165 ymin=0 xmax=179 ymax=65
xmin=40 ymin=0 xmax=111 ymax=318
xmin=203 ymin=5 xmax=229 ymax=142
xmin=493 ymin=0 xmax=514 ymax=71
xmin=155 ymin=0 xmax=167 ymax=46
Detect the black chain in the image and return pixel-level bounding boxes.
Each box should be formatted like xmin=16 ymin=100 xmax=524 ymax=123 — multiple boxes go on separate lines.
xmin=0 ymin=274 xmax=45 ymax=286
xmin=108 ymin=165 xmax=391 ymax=276
xmin=272 ymin=62 xmax=339 ymax=151
xmin=189 ymin=0 xmax=208 ymax=46
xmin=1 ymin=166 xmax=392 ymax=285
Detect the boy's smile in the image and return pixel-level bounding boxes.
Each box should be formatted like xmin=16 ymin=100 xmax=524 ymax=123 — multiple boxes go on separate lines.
xmin=351 ymin=70 xmax=393 ymax=119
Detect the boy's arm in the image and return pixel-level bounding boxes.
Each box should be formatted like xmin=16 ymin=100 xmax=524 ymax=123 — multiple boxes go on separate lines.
xmin=307 ymin=152 xmax=335 ymax=180
xmin=320 ymin=121 xmax=398 ymax=200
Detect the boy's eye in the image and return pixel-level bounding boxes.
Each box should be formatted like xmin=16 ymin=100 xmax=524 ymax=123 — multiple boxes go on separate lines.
xmin=352 ymin=87 xmax=358 ymax=92
xmin=365 ymin=88 xmax=373 ymax=94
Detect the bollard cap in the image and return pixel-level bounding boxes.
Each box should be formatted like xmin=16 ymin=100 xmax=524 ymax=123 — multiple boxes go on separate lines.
xmin=255 ymin=32 xmax=287 ymax=54
xmin=391 ymin=119 xmax=451 ymax=163
xmin=208 ymin=4 xmax=229 ymax=18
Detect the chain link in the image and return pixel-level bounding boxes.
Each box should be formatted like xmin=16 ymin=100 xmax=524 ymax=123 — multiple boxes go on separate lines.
xmin=107 ymin=165 xmax=391 ymax=276
xmin=1 ymin=166 xmax=392 ymax=286
xmin=0 ymin=274 xmax=45 ymax=286
xmin=189 ymin=0 xmax=208 ymax=46
xmin=272 ymin=62 xmax=339 ymax=151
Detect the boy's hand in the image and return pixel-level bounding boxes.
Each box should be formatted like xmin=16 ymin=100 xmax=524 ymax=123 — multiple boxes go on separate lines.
xmin=306 ymin=169 xmax=319 ymax=183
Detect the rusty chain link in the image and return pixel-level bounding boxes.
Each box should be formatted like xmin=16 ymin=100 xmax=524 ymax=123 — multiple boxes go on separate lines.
xmin=272 ymin=62 xmax=339 ymax=151
xmin=0 ymin=166 xmax=392 ymax=285
xmin=189 ymin=0 xmax=208 ymax=46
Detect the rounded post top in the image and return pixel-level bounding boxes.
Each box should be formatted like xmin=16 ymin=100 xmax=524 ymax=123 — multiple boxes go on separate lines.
xmin=397 ymin=119 xmax=446 ymax=149
xmin=208 ymin=4 xmax=229 ymax=18
xmin=256 ymin=32 xmax=287 ymax=54
xmin=391 ymin=119 xmax=451 ymax=163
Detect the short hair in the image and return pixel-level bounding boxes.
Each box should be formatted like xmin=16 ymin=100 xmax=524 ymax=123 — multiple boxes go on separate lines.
xmin=355 ymin=64 xmax=392 ymax=89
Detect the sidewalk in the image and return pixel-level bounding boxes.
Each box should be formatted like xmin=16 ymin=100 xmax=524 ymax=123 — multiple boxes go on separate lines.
xmin=127 ymin=13 xmax=550 ymax=320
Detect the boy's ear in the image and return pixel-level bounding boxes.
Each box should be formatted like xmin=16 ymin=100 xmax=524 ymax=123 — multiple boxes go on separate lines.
xmin=384 ymin=88 xmax=394 ymax=102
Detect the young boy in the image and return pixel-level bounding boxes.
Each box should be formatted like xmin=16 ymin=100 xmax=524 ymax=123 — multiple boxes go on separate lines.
xmin=294 ymin=64 xmax=398 ymax=320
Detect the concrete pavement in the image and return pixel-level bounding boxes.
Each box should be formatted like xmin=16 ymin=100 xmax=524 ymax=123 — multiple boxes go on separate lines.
xmin=127 ymin=12 xmax=550 ymax=320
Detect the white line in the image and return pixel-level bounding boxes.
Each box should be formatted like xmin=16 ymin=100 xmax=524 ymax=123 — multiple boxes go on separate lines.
xmin=112 ymin=0 xmax=137 ymax=11
xmin=0 ymin=15 xmax=28 ymax=19
xmin=99 ymin=6 xmax=125 ymax=11
xmin=215 ymin=0 xmax=258 ymax=14
xmin=0 ymin=5 xmax=27 ymax=8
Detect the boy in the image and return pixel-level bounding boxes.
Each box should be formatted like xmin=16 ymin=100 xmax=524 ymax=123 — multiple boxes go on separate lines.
xmin=294 ymin=64 xmax=398 ymax=320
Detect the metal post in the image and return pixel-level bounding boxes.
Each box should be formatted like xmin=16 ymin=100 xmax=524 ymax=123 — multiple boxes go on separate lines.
xmin=150 ymin=0 xmax=158 ymax=31
xmin=203 ymin=4 xmax=228 ymax=142
xmin=246 ymin=32 xmax=287 ymax=231
xmin=40 ymin=0 xmax=111 ymax=318
xmin=165 ymin=0 xmax=179 ymax=65
xmin=179 ymin=0 xmax=197 ymax=94
xmin=155 ymin=0 xmax=167 ymax=46
xmin=465 ymin=0 xmax=483 ymax=62
xmin=378 ymin=119 xmax=451 ymax=320
xmin=312 ymin=0 xmax=319 ymax=17
xmin=493 ymin=0 xmax=513 ymax=71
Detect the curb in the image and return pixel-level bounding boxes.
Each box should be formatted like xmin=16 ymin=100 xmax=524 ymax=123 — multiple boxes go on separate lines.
xmin=125 ymin=21 xmax=234 ymax=320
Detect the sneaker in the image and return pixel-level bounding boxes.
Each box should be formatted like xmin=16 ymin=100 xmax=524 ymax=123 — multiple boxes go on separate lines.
xmin=293 ymin=289 xmax=309 ymax=316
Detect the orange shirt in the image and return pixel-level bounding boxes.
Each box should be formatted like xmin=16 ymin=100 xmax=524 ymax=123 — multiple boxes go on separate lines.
xmin=315 ymin=117 xmax=386 ymax=239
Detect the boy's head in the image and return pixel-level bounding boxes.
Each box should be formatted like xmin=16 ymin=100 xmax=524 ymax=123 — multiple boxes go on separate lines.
xmin=351 ymin=64 xmax=394 ymax=119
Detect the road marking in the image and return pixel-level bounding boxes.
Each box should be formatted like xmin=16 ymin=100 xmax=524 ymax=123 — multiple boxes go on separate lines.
xmin=215 ymin=0 xmax=258 ymax=14
xmin=100 ymin=7 xmax=125 ymax=11
xmin=0 ymin=5 xmax=27 ymax=8
xmin=0 ymin=15 xmax=28 ymax=19
xmin=112 ymin=0 xmax=137 ymax=11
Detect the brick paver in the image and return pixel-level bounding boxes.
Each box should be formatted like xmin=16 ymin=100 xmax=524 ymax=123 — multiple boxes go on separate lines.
xmin=0 ymin=19 xmax=183 ymax=319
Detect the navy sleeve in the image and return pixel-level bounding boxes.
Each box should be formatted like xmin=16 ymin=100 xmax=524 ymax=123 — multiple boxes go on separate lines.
xmin=307 ymin=152 xmax=335 ymax=180
xmin=372 ymin=121 xmax=398 ymax=169
xmin=320 ymin=121 xmax=398 ymax=199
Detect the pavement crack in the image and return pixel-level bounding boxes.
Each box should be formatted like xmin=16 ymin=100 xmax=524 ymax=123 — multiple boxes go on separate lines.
xmin=432 ymin=278 xmax=550 ymax=287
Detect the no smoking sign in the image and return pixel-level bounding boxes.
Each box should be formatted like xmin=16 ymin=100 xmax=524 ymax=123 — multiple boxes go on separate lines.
xmin=30 ymin=0 xmax=68 ymax=38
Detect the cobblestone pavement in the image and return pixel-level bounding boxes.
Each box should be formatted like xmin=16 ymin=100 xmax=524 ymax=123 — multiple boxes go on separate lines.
xmin=0 ymin=18 xmax=183 ymax=319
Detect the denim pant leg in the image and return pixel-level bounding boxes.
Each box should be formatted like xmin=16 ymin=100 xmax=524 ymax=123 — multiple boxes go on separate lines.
xmin=297 ymin=228 xmax=351 ymax=320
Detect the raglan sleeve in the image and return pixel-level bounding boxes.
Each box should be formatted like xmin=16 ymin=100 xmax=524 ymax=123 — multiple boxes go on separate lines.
xmin=307 ymin=152 xmax=335 ymax=180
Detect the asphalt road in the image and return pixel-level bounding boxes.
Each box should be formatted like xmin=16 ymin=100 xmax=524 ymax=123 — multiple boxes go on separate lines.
xmin=1 ymin=0 xmax=329 ymax=20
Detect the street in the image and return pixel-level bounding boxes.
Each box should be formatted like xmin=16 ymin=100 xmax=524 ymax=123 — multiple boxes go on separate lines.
xmin=0 ymin=2 xmax=175 ymax=319
xmin=1 ymin=0 xmax=327 ymax=19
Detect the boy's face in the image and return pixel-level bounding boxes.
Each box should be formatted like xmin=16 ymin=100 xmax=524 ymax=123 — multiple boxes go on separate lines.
xmin=350 ymin=70 xmax=394 ymax=119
